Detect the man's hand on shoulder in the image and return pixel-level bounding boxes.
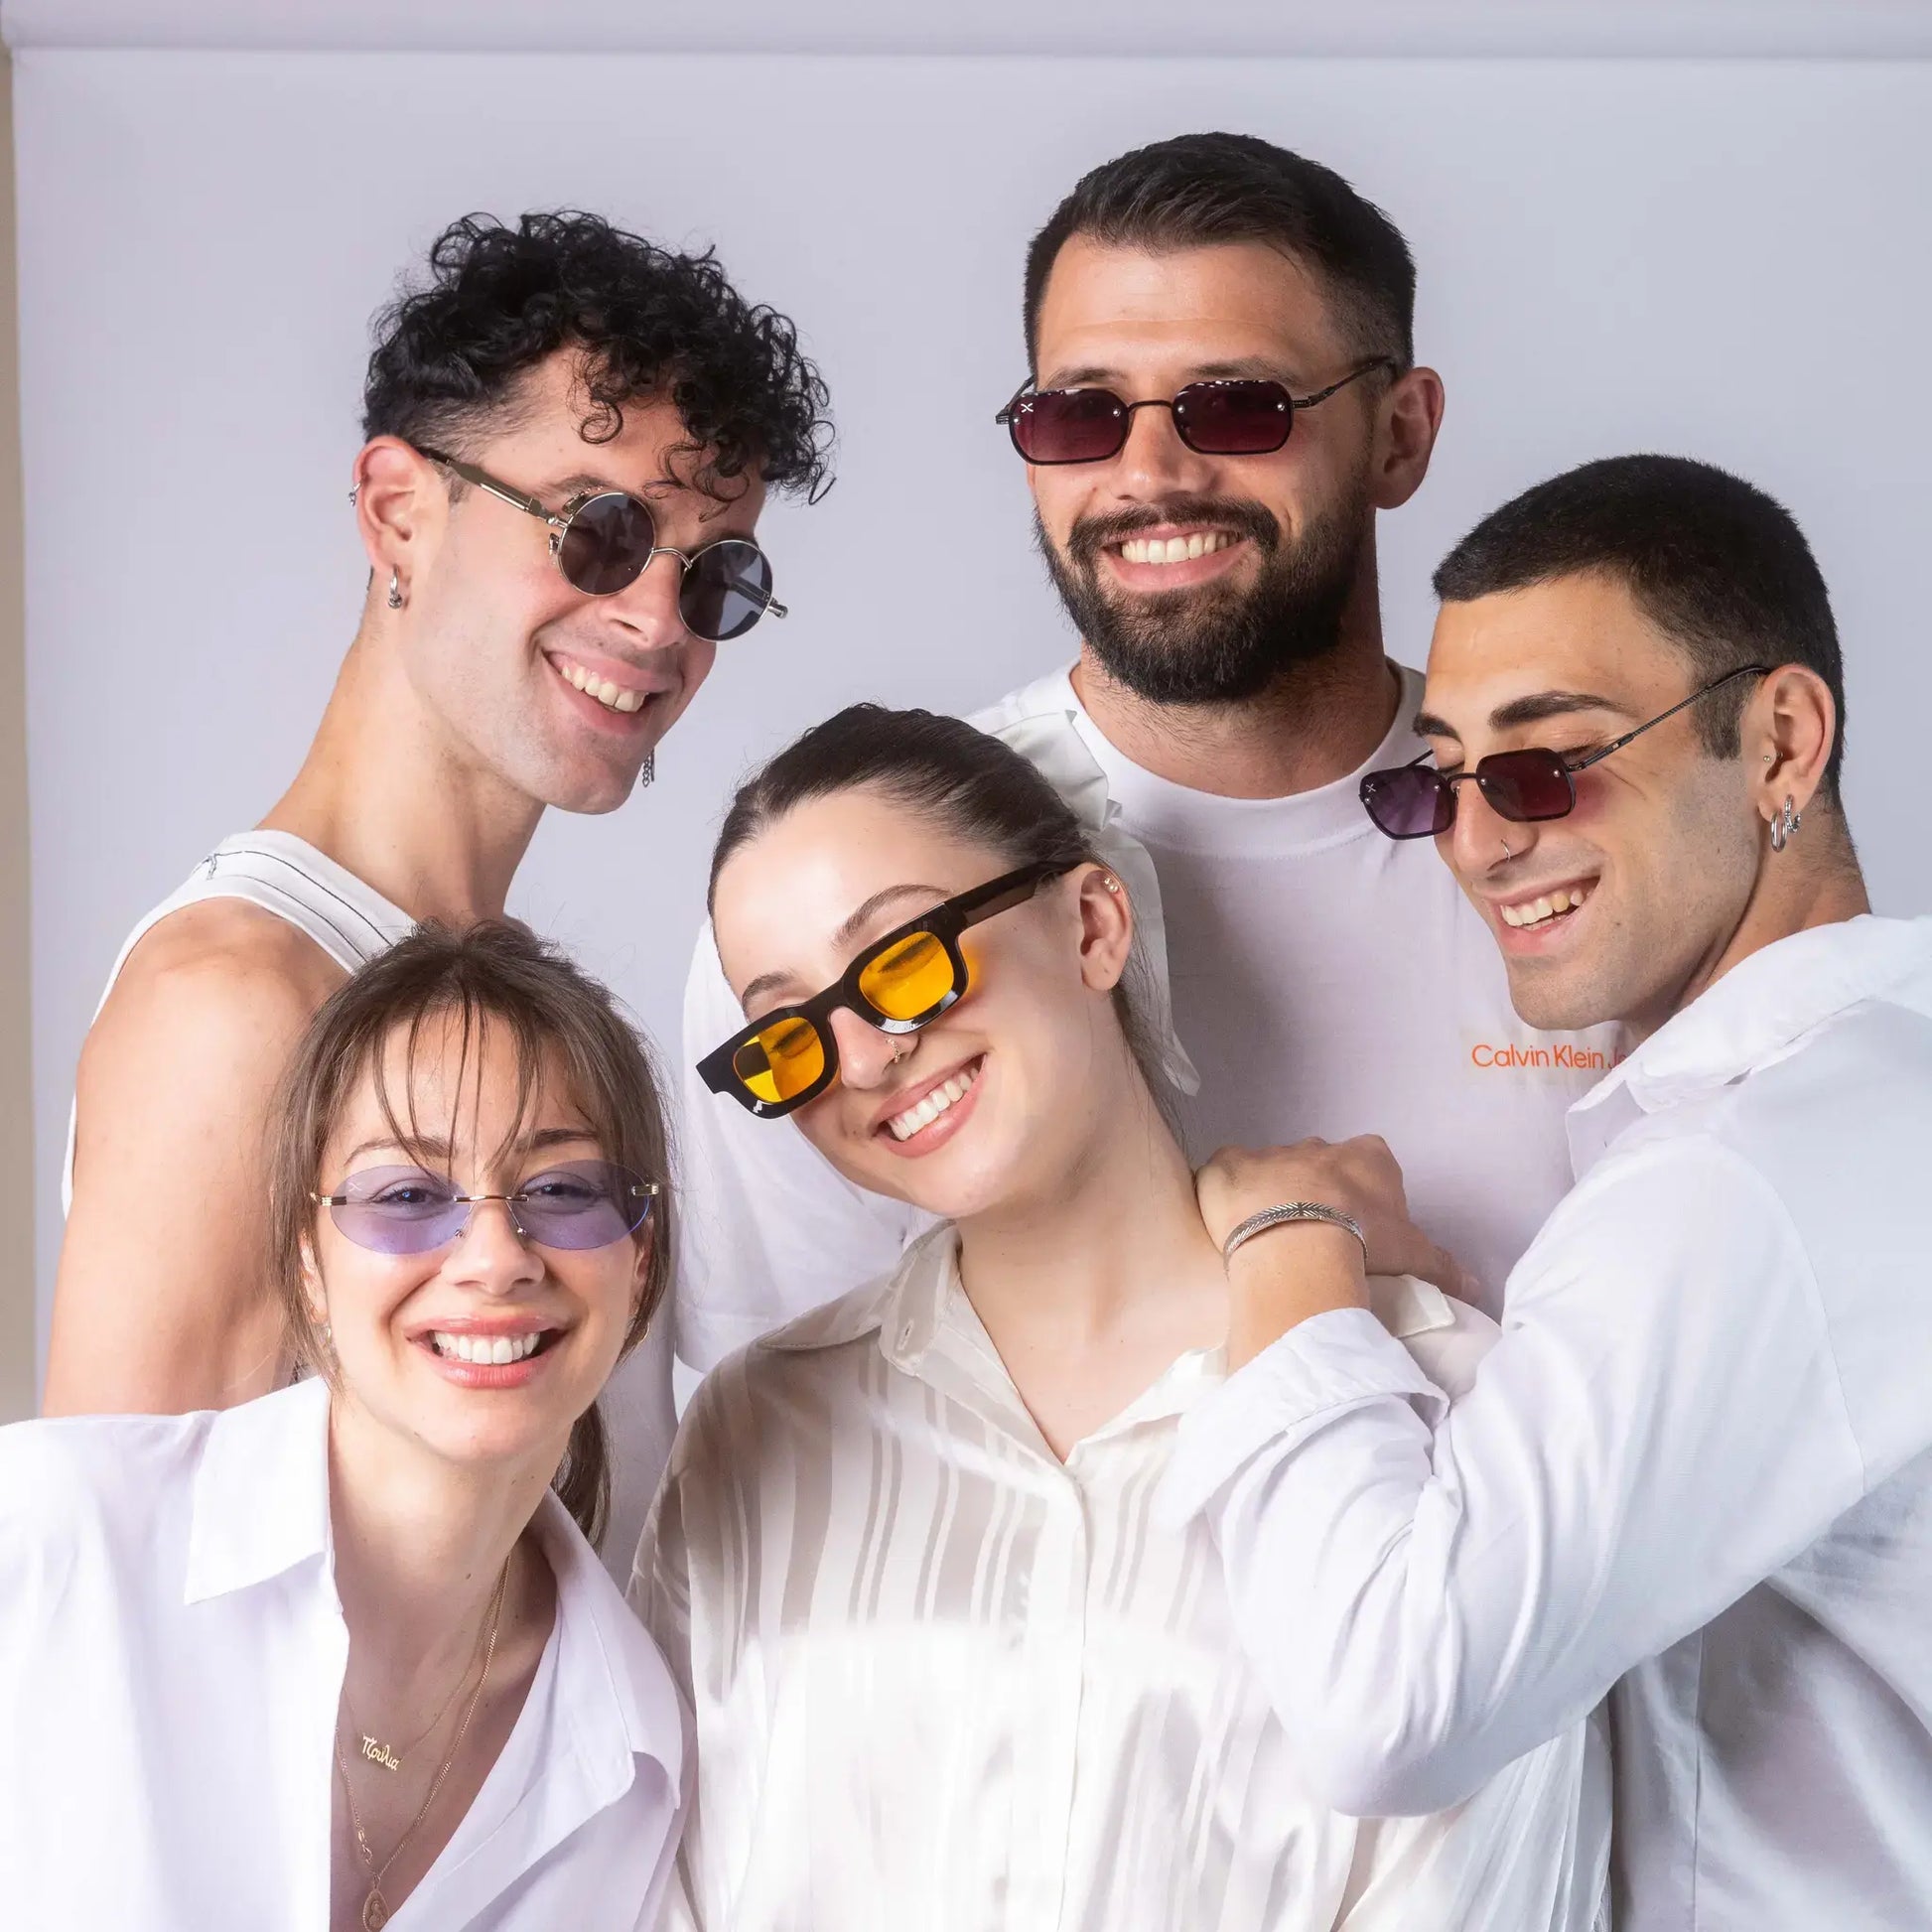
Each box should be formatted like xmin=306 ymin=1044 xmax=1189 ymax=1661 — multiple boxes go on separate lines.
xmin=44 ymin=900 xmax=344 ymax=1418
xmin=1197 ymin=1136 xmax=1477 ymax=1369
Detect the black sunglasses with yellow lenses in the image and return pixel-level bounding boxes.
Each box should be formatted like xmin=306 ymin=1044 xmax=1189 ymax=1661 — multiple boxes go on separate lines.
xmin=698 ymin=861 xmax=1075 ymax=1119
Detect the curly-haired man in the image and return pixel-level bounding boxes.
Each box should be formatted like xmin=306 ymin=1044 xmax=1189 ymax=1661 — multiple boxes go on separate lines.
xmin=47 ymin=212 xmax=829 ymax=1564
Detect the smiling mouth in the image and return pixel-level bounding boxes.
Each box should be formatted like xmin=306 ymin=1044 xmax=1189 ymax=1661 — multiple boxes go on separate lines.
xmin=550 ymin=652 xmax=652 ymax=715
xmin=1498 ymin=881 xmax=1596 ymax=932
xmin=426 ymin=1329 xmax=560 ymax=1366
xmin=1113 ymin=529 xmax=1243 ymax=567
xmin=883 ymin=1057 xmax=982 ymax=1142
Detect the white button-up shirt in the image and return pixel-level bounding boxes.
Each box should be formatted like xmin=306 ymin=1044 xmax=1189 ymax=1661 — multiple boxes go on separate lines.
xmin=0 ymin=1376 xmax=688 ymax=1930
xmin=634 ymin=1227 xmax=1608 ymax=1931
xmin=1163 ymin=914 xmax=1932 ymax=1929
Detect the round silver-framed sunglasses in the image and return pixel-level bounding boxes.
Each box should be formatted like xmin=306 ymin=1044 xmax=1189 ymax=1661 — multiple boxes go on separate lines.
xmin=415 ymin=446 xmax=786 ymax=643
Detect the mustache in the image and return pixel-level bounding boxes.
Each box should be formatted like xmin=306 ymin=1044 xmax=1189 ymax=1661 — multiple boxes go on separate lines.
xmin=1065 ymin=495 xmax=1282 ymax=572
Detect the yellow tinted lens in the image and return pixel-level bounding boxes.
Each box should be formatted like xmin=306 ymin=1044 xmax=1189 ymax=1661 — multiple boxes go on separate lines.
xmin=857 ymin=930 xmax=956 ymax=1021
xmin=732 ymin=1017 xmax=827 ymax=1104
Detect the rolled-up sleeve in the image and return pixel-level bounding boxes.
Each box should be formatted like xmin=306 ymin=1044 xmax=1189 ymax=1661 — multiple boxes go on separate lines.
xmin=1161 ymin=1135 xmax=1866 ymax=1817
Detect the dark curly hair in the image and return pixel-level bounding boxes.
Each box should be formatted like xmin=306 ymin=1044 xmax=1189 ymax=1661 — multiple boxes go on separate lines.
xmin=362 ymin=209 xmax=833 ymax=503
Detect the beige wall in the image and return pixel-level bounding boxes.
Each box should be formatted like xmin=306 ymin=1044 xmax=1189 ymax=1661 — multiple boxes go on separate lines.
xmin=0 ymin=52 xmax=34 ymax=1423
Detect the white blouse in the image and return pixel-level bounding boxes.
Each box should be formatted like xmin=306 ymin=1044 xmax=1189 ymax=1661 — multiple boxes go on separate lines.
xmin=0 ymin=1376 xmax=689 ymax=1931
xmin=634 ymin=1228 xmax=1607 ymax=1932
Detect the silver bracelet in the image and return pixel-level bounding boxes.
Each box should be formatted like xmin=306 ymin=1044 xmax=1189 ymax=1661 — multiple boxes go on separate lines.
xmin=1221 ymin=1201 xmax=1368 ymax=1268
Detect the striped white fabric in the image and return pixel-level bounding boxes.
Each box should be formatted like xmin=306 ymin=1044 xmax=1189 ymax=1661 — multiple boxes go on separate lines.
xmin=633 ymin=1228 xmax=1608 ymax=1932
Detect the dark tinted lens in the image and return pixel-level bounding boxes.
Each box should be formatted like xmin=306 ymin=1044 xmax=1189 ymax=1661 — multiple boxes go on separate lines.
xmin=511 ymin=1162 xmax=653 ymax=1250
xmin=328 ymin=1166 xmax=467 ymax=1255
xmin=682 ymin=539 xmax=773 ymax=642
xmin=1010 ymin=388 xmax=1129 ymax=464
xmin=1476 ymin=750 xmax=1576 ymax=823
xmin=1173 ymin=380 xmax=1294 ymax=455
xmin=1360 ymin=765 xmax=1453 ymax=839
xmin=556 ymin=491 xmax=655 ymax=595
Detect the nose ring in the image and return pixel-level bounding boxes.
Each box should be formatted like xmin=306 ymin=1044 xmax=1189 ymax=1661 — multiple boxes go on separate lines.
xmin=1499 ymin=837 xmax=1517 ymax=862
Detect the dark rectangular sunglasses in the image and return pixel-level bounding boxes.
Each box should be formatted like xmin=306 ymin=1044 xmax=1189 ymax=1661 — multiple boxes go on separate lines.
xmin=1360 ymin=664 xmax=1771 ymax=839
xmin=416 ymin=447 xmax=784 ymax=643
xmin=995 ymin=360 xmax=1393 ymax=466
xmin=698 ymin=861 xmax=1073 ymax=1118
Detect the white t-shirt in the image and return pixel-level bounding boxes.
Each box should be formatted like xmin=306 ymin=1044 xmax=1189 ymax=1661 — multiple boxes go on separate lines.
xmin=676 ymin=663 xmax=1618 ymax=1372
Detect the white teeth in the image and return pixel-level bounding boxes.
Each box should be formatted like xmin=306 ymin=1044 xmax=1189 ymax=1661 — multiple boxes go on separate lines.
xmin=887 ymin=1062 xmax=980 ymax=1142
xmin=555 ymin=658 xmax=645 ymax=713
xmin=1120 ymin=531 xmax=1232 ymax=567
xmin=1501 ymin=884 xmax=1592 ymax=930
xmin=430 ymin=1330 xmax=544 ymax=1365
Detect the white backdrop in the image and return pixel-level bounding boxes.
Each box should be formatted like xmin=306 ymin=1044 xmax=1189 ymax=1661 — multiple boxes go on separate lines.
xmin=15 ymin=49 xmax=1932 ymax=1349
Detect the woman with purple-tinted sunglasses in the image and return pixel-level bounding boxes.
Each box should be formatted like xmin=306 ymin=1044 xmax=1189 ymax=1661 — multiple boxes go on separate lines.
xmin=0 ymin=923 xmax=690 ymax=1931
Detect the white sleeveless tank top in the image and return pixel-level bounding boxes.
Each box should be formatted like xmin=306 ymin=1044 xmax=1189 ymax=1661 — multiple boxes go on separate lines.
xmin=63 ymin=831 xmax=414 ymax=1211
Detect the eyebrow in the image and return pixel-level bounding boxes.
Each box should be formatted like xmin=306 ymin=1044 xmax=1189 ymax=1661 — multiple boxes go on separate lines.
xmin=1040 ymin=355 xmax=1297 ymax=391
xmin=735 ymin=883 xmax=948 ymax=1013
xmin=1413 ymin=690 xmax=1636 ymax=741
xmin=338 ymin=1124 xmax=597 ymax=1168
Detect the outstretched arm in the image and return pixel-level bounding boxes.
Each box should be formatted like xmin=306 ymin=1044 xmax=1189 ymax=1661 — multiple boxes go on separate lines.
xmin=1167 ymin=1134 xmax=1869 ymax=1818
xmin=45 ymin=902 xmax=338 ymax=1416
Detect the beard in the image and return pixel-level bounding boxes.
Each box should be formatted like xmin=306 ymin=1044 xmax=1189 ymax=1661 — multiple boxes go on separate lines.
xmin=1036 ymin=481 xmax=1371 ymax=706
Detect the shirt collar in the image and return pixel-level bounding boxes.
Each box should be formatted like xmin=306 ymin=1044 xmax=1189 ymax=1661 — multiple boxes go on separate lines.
xmin=184 ymin=1376 xmax=333 ymax=1605
xmin=1568 ymin=913 xmax=1932 ymax=1173
xmin=759 ymin=1221 xmax=1454 ymax=1386
xmin=529 ymin=1493 xmax=685 ymax=1786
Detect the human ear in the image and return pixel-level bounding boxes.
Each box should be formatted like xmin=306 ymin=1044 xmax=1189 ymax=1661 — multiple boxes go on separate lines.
xmin=1744 ymin=664 xmax=1837 ymax=822
xmin=1371 ymin=364 xmax=1446 ymax=511
xmin=351 ymin=436 xmax=447 ymax=601
xmin=1074 ymin=865 xmax=1136 ymax=994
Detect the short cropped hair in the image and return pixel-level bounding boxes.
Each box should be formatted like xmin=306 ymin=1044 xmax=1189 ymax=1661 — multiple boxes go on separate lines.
xmin=1434 ymin=454 xmax=1846 ymax=799
xmin=1023 ymin=132 xmax=1416 ymax=371
xmin=363 ymin=209 xmax=832 ymax=503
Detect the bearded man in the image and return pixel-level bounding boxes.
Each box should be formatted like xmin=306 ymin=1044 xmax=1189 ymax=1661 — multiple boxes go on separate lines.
xmin=675 ymin=132 xmax=1607 ymax=1364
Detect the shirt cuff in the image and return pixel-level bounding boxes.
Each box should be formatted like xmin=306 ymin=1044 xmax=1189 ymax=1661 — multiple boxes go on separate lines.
xmin=1161 ymin=1307 xmax=1446 ymax=1526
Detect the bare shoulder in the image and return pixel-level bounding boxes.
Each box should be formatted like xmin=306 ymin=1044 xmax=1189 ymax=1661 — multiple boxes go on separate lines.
xmin=79 ymin=897 xmax=345 ymax=1091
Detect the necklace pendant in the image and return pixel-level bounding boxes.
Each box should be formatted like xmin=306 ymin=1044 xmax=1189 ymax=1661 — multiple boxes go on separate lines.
xmin=361 ymin=1886 xmax=391 ymax=1931
xmin=359 ymin=1733 xmax=401 ymax=1773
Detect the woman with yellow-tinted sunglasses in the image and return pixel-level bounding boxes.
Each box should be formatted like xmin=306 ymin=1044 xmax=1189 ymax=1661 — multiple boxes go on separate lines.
xmin=635 ymin=703 xmax=1608 ymax=1932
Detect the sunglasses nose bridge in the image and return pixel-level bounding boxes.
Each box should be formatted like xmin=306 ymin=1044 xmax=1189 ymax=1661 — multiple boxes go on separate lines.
xmin=822 ymin=1006 xmax=902 ymax=1090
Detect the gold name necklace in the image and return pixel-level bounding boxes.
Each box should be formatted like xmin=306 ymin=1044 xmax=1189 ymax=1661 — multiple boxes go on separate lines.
xmin=334 ymin=1559 xmax=510 ymax=1932
xmin=341 ymin=1580 xmax=497 ymax=1774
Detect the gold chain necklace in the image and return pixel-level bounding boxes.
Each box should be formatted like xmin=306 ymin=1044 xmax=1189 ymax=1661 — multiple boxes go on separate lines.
xmin=334 ymin=1559 xmax=510 ymax=1932
xmin=340 ymin=1584 xmax=495 ymax=1774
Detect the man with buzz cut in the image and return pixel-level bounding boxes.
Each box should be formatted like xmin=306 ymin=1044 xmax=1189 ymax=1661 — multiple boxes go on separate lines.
xmin=676 ymin=131 xmax=1614 ymax=1373
xmin=49 ymin=210 xmax=830 ymax=1571
xmin=1174 ymin=455 xmax=1932 ymax=1926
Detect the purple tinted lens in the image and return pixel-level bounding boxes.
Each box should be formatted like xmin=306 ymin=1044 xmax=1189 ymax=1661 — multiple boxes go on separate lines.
xmin=325 ymin=1162 xmax=653 ymax=1255
xmin=1476 ymin=750 xmax=1575 ymax=822
xmin=1011 ymin=388 xmax=1129 ymax=464
xmin=508 ymin=1162 xmax=654 ymax=1250
xmin=557 ymin=491 xmax=655 ymax=595
xmin=327 ymin=1166 xmax=468 ymax=1255
xmin=1173 ymin=380 xmax=1294 ymax=455
xmin=1360 ymin=764 xmax=1452 ymax=838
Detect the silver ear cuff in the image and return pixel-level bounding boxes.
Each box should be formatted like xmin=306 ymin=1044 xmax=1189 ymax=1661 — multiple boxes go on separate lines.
xmin=1769 ymin=795 xmax=1802 ymax=852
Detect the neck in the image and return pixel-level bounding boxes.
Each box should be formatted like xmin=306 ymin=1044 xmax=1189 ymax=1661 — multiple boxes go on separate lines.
xmin=1639 ymin=820 xmax=1871 ymax=1045
xmin=1068 ymin=542 xmax=1402 ymax=800
xmin=262 ymin=621 xmax=542 ymax=925
xmin=955 ymin=1070 xmax=1224 ymax=1348
xmin=327 ymin=1391 xmax=560 ymax=1678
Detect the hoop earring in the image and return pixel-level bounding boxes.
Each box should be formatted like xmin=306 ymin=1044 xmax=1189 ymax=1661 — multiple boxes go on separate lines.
xmin=386 ymin=570 xmax=404 ymax=611
xmin=637 ymin=749 xmax=655 ymax=791
xmin=1769 ymin=795 xmax=1802 ymax=853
